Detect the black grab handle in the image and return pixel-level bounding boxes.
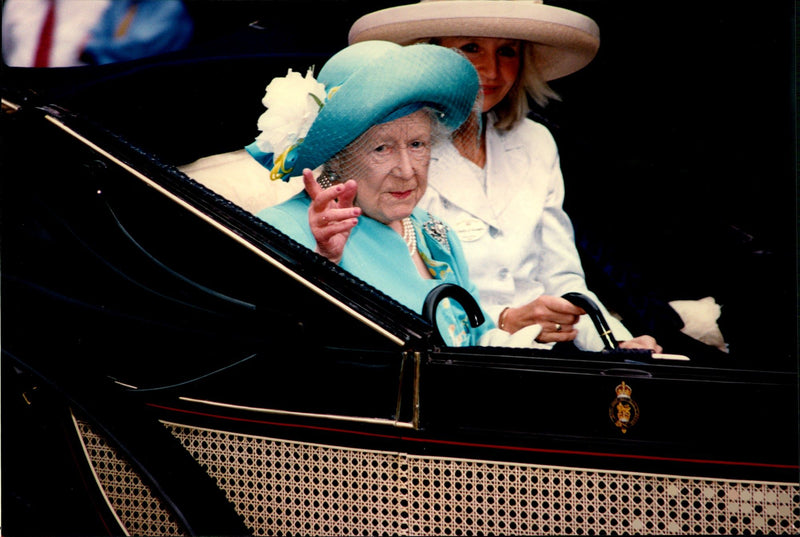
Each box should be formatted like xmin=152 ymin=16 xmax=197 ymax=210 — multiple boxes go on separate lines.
xmin=562 ymin=292 xmax=618 ymax=351
xmin=424 ymin=283 xmax=485 ymax=345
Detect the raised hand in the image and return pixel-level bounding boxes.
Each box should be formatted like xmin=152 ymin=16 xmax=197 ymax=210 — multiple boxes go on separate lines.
xmin=303 ymin=168 xmax=361 ymax=264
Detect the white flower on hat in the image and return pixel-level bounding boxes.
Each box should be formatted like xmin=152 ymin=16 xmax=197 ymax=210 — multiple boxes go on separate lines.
xmin=254 ymin=67 xmax=327 ymax=180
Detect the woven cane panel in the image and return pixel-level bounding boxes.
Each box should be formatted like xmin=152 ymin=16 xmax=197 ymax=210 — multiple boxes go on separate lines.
xmin=167 ymin=423 xmax=800 ymax=536
xmin=74 ymin=418 xmax=184 ymax=536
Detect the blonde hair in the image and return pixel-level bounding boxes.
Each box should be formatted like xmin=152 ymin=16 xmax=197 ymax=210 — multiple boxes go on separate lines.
xmin=492 ymin=42 xmax=561 ymax=131
xmin=420 ymin=38 xmax=561 ymax=131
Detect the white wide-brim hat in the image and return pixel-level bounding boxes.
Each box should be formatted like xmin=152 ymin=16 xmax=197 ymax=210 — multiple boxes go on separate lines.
xmin=349 ymin=0 xmax=600 ymax=81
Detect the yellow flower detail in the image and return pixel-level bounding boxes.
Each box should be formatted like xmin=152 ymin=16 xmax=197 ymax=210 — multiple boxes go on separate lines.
xmin=270 ymin=141 xmax=301 ymax=181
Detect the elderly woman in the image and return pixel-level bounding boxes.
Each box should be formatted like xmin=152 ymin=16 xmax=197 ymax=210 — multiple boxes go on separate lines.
xmin=349 ymin=0 xmax=662 ymax=353
xmin=246 ymin=40 xmax=540 ymax=347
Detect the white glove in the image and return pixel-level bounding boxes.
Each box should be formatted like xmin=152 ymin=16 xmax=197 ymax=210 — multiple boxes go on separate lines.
xmin=478 ymin=324 xmax=551 ymax=348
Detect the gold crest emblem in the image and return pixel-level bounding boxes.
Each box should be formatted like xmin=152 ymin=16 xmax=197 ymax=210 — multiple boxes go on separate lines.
xmin=609 ymin=382 xmax=639 ymax=433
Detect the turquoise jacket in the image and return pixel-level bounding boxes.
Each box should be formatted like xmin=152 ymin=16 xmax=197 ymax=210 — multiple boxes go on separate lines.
xmin=257 ymin=192 xmax=494 ymax=346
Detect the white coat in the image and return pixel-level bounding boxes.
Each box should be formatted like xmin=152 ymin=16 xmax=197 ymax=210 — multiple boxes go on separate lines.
xmin=419 ymin=116 xmax=633 ymax=351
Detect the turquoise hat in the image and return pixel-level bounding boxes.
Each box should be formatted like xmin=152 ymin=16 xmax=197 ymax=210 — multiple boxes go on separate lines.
xmin=246 ymin=40 xmax=479 ymax=181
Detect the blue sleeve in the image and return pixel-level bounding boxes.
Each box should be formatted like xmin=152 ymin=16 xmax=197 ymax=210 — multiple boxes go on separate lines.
xmin=255 ymin=197 xmax=317 ymax=251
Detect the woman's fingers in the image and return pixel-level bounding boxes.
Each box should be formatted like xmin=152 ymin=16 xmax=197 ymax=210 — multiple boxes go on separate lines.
xmin=318 ymin=207 xmax=361 ymax=225
xmin=315 ymin=216 xmax=359 ymax=240
xmin=543 ymin=295 xmax=586 ymax=316
xmin=507 ymin=295 xmax=584 ymax=335
xmin=541 ymin=296 xmax=584 ymax=334
xmin=536 ymin=325 xmax=578 ymax=343
xmin=619 ymin=335 xmax=662 ymax=353
xmin=302 ymin=168 xmax=322 ymax=199
xmin=307 ymin=173 xmax=361 ymax=231
xmin=304 ymin=171 xmax=361 ymax=265
xmin=550 ymin=313 xmax=580 ymax=327
xmin=336 ymin=179 xmax=358 ymax=208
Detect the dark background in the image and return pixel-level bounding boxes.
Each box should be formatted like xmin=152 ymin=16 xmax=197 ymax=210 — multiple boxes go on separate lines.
xmin=4 ymin=0 xmax=796 ymax=362
xmin=540 ymin=1 xmax=796 ymax=361
xmin=2 ymin=4 xmax=795 ymax=534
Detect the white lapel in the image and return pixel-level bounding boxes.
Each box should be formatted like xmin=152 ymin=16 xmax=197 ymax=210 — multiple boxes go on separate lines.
xmin=485 ymin=124 xmax=528 ymax=223
xmin=428 ymin=141 xmax=500 ymax=229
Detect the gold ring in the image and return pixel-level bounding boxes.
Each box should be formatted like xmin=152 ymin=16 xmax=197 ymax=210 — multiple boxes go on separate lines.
xmin=555 ymin=323 xmax=562 ymax=332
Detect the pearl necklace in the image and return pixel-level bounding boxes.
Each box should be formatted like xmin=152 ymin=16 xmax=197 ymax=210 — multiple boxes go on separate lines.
xmin=401 ymin=217 xmax=417 ymax=256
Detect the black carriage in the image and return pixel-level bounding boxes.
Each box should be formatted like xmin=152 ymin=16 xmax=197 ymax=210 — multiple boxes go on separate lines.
xmin=3 ymin=2 xmax=797 ymax=535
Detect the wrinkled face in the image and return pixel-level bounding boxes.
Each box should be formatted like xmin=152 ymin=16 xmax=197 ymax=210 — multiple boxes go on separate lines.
xmin=334 ymin=110 xmax=432 ymax=225
xmin=437 ymin=36 xmax=521 ymax=113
